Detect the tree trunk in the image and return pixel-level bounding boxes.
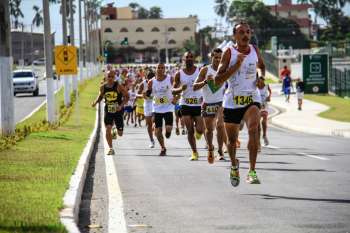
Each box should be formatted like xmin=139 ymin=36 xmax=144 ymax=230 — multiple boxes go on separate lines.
xmin=69 ymin=0 xmax=78 ymax=92
xmin=62 ymin=0 xmax=71 ymax=106
xmin=43 ymin=0 xmax=56 ymax=123
xmin=0 ymin=0 xmax=14 ymax=135
xmin=78 ymin=0 xmax=84 ymax=81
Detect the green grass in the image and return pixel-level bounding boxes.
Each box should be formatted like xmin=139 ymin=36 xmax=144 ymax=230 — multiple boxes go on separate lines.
xmin=0 ymin=77 xmax=101 ymax=233
xmin=305 ymin=94 xmax=350 ymax=122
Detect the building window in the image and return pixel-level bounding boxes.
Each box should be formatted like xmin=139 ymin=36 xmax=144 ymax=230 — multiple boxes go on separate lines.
xmin=151 ymin=27 xmax=160 ymax=32
xmin=120 ymin=27 xmax=128 ymax=32
xmin=183 ymin=26 xmax=191 ymax=31
xmin=136 ymin=40 xmax=145 ymax=45
xmin=168 ymin=27 xmax=176 ymax=32
xmin=104 ymin=28 xmax=112 ymax=33
xmin=288 ymin=11 xmax=291 ymax=17
xmin=136 ymin=27 xmax=144 ymax=32
xmin=168 ymin=39 xmax=176 ymax=44
xmin=152 ymin=40 xmax=158 ymax=45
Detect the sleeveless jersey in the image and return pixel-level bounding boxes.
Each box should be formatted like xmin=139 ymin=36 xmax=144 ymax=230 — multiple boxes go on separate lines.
xmin=258 ymin=85 xmax=269 ymax=110
xmin=202 ymin=65 xmax=225 ymax=104
xmin=179 ymin=67 xmax=202 ymax=106
xmin=152 ymin=75 xmax=174 ymax=113
xmin=223 ymin=45 xmax=261 ymax=109
xmin=103 ymin=82 xmax=122 ymax=113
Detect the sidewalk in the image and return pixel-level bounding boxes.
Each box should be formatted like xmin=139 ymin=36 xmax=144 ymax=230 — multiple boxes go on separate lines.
xmin=268 ymin=83 xmax=350 ymax=138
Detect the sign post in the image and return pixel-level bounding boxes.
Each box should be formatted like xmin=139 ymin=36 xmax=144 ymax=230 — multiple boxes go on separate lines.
xmin=302 ymin=54 xmax=329 ymax=94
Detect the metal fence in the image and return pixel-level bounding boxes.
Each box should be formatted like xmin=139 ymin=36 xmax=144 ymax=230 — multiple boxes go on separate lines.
xmin=329 ymin=68 xmax=350 ymax=97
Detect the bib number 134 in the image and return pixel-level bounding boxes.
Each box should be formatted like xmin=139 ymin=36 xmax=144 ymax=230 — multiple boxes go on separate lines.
xmin=234 ymin=95 xmax=253 ymax=105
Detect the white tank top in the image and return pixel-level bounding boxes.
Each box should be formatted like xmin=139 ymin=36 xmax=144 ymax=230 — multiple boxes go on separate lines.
xmin=152 ymin=75 xmax=174 ymax=113
xmin=258 ymin=85 xmax=269 ymax=104
xmin=127 ymin=90 xmax=136 ymax=106
xmin=223 ymin=45 xmax=261 ymax=109
xmin=179 ymin=67 xmax=202 ymax=106
xmin=202 ymin=65 xmax=225 ymax=104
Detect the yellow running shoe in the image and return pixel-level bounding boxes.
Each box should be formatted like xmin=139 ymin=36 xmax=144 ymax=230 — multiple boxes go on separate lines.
xmin=190 ymin=152 xmax=199 ymax=161
xmin=195 ymin=131 xmax=202 ymax=140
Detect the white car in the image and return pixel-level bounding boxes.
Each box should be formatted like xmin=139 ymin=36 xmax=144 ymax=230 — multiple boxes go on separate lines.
xmin=33 ymin=58 xmax=45 ymax=66
xmin=13 ymin=70 xmax=39 ymax=96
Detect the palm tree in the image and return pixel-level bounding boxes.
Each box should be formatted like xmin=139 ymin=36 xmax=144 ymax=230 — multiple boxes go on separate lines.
xmin=214 ymin=0 xmax=228 ymax=19
xmin=9 ymin=0 xmax=23 ymax=29
xmin=129 ymin=2 xmax=139 ymax=10
xmin=32 ymin=5 xmax=43 ymax=27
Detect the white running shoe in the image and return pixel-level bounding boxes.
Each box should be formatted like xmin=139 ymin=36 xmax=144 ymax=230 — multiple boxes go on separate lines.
xmin=149 ymin=140 xmax=155 ymax=148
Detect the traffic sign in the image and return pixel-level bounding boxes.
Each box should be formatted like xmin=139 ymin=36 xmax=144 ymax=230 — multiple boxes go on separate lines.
xmin=55 ymin=45 xmax=77 ymax=75
xmin=302 ymin=54 xmax=329 ymax=94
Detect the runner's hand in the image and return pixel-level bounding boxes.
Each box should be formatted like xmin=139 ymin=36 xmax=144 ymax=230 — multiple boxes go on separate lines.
xmin=206 ymin=75 xmax=214 ymax=82
xmin=182 ymin=85 xmax=187 ymax=91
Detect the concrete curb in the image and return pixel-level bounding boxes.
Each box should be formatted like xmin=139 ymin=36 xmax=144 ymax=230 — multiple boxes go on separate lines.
xmin=60 ymin=104 xmax=101 ymax=233
xmin=269 ymin=103 xmax=350 ymax=138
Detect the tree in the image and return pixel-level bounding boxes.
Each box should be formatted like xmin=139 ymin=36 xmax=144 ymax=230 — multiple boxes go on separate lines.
xmin=138 ymin=7 xmax=149 ymax=19
xmin=129 ymin=2 xmax=139 ymax=10
xmin=149 ymin=6 xmax=162 ymax=19
xmin=9 ymin=0 xmax=23 ymax=29
xmin=32 ymin=5 xmax=43 ymax=27
xmin=214 ymin=0 xmax=228 ymax=19
xmin=182 ymin=39 xmax=199 ymax=55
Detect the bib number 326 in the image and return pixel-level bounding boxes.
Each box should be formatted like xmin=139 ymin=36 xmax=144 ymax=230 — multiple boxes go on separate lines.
xmin=185 ymin=98 xmax=199 ymax=105
xmin=234 ymin=95 xmax=253 ymax=106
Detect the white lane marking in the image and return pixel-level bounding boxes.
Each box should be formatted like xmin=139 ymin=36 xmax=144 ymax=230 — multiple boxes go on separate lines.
xmin=102 ymin=110 xmax=127 ymax=233
xmin=297 ymin=152 xmax=330 ymax=161
xmin=262 ymin=145 xmax=280 ymax=149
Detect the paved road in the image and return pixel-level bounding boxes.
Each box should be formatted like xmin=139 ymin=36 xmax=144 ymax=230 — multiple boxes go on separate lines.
xmin=79 ymin=110 xmax=350 ymax=233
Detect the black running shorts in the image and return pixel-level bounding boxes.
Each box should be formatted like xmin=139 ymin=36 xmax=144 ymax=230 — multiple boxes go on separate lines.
xmin=180 ymin=105 xmax=201 ymax=117
xmin=154 ymin=112 xmax=173 ymax=128
xmin=223 ymin=102 xmax=261 ymax=124
xmin=104 ymin=111 xmax=124 ymax=130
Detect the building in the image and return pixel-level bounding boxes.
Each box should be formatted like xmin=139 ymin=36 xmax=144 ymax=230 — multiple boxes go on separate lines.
xmin=11 ymin=30 xmax=55 ymax=65
xmin=268 ymin=0 xmax=312 ymax=38
xmin=101 ymin=4 xmax=197 ymax=63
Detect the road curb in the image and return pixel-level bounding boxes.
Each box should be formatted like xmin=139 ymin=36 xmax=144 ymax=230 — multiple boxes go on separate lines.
xmin=59 ymin=104 xmax=101 ymax=233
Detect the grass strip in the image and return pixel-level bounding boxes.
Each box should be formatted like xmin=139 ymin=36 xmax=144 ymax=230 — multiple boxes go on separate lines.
xmin=0 ymin=76 xmax=100 ymax=233
xmin=305 ymin=94 xmax=350 ymax=122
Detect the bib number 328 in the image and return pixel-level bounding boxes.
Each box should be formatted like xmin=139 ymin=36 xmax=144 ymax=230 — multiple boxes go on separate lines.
xmin=234 ymin=95 xmax=253 ymax=105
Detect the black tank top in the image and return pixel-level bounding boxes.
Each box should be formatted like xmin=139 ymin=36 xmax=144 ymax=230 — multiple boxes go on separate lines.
xmin=103 ymin=82 xmax=122 ymax=113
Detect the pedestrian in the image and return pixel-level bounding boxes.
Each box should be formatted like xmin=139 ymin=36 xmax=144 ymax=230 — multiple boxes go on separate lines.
xmin=296 ymin=78 xmax=305 ymax=110
xmin=282 ymin=74 xmax=292 ymax=102
xmin=215 ymin=21 xmax=265 ymax=186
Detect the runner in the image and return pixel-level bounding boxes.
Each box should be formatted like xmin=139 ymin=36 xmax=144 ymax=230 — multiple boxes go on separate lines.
xmin=124 ymin=84 xmax=136 ymax=126
xmin=173 ymin=51 xmax=204 ymax=161
xmin=92 ymin=70 xmax=129 ymax=155
xmin=215 ymin=22 xmax=265 ymax=186
xmin=146 ymin=63 xmax=175 ymax=156
xmin=138 ymin=69 xmax=156 ymax=148
xmin=257 ymin=76 xmax=272 ymax=146
xmin=193 ymin=48 xmax=227 ymax=163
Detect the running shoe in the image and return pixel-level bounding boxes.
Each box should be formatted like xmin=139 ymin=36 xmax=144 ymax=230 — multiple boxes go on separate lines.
xmin=195 ymin=131 xmax=202 ymax=140
xmin=246 ymin=170 xmax=260 ymax=184
xmin=207 ymin=150 xmax=214 ymax=164
xmin=190 ymin=152 xmax=199 ymax=161
xmin=107 ymin=148 xmax=115 ymax=155
xmin=217 ymin=150 xmax=225 ymax=161
xmin=230 ymin=159 xmax=240 ymax=187
xmin=182 ymin=129 xmax=186 ymax=135
xmin=159 ymin=148 xmax=166 ymax=156
xmin=149 ymin=140 xmax=155 ymax=148
xmin=263 ymin=136 xmax=269 ymax=146
xmin=175 ymin=128 xmax=180 ymax=135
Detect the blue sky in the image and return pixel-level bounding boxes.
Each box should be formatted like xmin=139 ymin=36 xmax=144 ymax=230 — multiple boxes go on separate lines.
xmin=19 ymin=0 xmax=350 ymax=45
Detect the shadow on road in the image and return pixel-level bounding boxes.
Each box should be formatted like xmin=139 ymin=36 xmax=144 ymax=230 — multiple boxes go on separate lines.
xmin=245 ymin=194 xmax=350 ymax=204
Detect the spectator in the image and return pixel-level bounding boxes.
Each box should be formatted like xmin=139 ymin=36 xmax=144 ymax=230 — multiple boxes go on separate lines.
xmin=282 ymin=75 xmax=292 ymax=102
xmin=296 ymin=78 xmax=305 ymax=110
xmin=280 ymin=65 xmax=291 ymax=81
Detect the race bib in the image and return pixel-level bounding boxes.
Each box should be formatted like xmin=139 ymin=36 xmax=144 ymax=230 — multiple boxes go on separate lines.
xmin=234 ymin=95 xmax=253 ymax=106
xmin=155 ymin=96 xmax=169 ymax=105
xmin=205 ymin=104 xmax=220 ymax=113
xmin=107 ymin=103 xmax=118 ymax=113
xmin=185 ymin=97 xmax=200 ymax=105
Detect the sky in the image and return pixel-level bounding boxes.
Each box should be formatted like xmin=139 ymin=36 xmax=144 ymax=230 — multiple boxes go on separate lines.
xmin=19 ymin=0 xmax=350 ymax=46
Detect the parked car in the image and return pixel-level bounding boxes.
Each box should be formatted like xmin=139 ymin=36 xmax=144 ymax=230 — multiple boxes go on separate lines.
xmin=13 ymin=69 xmax=39 ymax=96
xmin=33 ymin=58 xmax=45 ymax=66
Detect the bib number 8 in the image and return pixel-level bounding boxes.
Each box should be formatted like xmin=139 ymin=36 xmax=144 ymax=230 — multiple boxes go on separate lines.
xmin=155 ymin=97 xmax=169 ymax=105
xmin=234 ymin=95 xmax=253 ymax=105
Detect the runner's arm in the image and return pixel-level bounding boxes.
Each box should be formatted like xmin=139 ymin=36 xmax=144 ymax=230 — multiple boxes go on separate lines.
xmin=214 ymin=49 xmax=243 ymax=86
xmin=146 ymin=79 xmax=153 ymax=97
xmin=193 ymin=66 xmax=208 ymax=91
xmin=136 ymin=82 xmax=145 ymax=98
xmin=118 ymin=84 xmax=129 ymax=108
xmin=172 ymin=71 xmax=183 ymax=95
xmin=91 ymin=85 xmax=104 ymax=107
xmin=267 ymin=84 xmax=272 ymax=102
xmin=255 ymin=46 xmax=266 ymax=78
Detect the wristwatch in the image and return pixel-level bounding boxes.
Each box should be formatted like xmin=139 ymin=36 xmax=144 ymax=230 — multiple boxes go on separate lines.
xmin=204 ymin=80 xmax=208 ymax=85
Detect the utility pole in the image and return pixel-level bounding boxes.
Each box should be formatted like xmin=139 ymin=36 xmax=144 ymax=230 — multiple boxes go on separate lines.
xmin=69 ymin=0 xmax=78 ymax=92
xmin=84 ymin=0 xmax=89 ymax=78
xmin=0 ymin=0 xmax=14 ymax=135
xmin=164 ymin=26 xmax=170 ymax=64
xmin=62 ymin=0 xmax=71 ymax=106
xmin=43 ymin=0 xmax=56 ymax=123
xmin=78 ymin=0 xmax=84 ymax=81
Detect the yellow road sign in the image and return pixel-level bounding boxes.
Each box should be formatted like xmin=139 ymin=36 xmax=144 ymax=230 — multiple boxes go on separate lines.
xmin=55 ymin=45 xmax=77 ymax=75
